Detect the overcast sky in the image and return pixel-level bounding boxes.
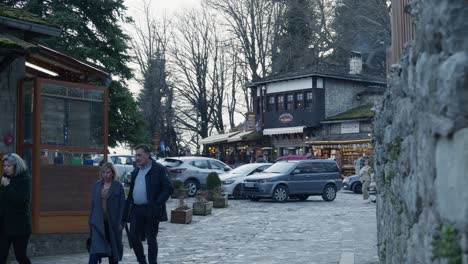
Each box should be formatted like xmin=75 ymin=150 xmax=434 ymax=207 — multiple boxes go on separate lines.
xmin=123 ymin=0 xmax=201 ymax=96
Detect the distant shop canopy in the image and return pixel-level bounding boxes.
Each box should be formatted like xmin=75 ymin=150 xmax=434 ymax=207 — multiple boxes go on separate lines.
xmin=263 ymin=126 xmax=305 ymax=135
xmin=199 ymin=131 xmax=240 ymax=145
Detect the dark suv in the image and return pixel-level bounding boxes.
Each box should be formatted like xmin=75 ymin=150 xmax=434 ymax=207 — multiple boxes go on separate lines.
xmin=243 ymin=159 xmax=342 ymax=202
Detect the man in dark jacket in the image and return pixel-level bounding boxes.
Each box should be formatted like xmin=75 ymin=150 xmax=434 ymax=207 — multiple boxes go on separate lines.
xmin=123 ymin=144 xmax=173 ymax=264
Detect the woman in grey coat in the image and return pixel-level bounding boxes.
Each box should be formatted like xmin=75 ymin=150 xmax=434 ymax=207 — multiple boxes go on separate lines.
xmin=88 ymin=163 xmax=125 ymax=264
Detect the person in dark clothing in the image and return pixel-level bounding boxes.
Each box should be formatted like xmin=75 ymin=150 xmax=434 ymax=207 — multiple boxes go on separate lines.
xmin=123 ymin=144 xmax=173 ymax=264
xmin=88 ymin=162 xmax=126 ymax=264
xmin=0 ymin=153 xmax=32 ymax=264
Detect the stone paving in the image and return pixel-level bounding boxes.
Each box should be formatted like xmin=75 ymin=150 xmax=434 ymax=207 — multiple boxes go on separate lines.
xmin=28 ymin=191 xmax=378 ymax=264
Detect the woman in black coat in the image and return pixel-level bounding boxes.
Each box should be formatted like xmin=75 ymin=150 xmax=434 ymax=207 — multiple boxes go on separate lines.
xmin=88 ymin=163 xmax=125 ymax=264
xmin=0 ymin=153 xmax=32 ymax=264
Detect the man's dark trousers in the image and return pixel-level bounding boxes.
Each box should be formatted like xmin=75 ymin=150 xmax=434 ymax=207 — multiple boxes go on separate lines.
xmin=129 ymin=204 xmax=160 ymax=264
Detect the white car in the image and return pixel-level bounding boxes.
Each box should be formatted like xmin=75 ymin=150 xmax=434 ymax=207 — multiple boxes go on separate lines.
xmin=94 ymin=154 xmax=135 ymax=183
xmin=220 ymin=163 xmax=272 ymax=199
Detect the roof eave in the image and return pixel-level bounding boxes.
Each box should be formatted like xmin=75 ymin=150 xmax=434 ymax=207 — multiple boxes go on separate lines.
xmin=321 ymin=117 xmax=373 ymax=124
xmin=0 ymin=16 xmax=61 ymax=37
xmin=245 ymin=73 xmax=386 ymax=88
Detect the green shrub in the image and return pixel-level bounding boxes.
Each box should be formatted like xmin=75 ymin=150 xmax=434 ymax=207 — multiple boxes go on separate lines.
xmin=173 ymin=180 xmax=184 ymax=190
xmin=206 ymin=172 xmax=221 ymax=191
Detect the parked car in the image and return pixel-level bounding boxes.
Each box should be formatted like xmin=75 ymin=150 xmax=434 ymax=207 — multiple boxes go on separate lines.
xmin=342 ymin=175 xmax=362 ymax=194
xmin=243 ymin=159 xmax=342 ymax=202
xmin=93 ymin=154 xmax=135 ymax=184
xmin=158 ymin=156 xmax=232 ymax=197
xmin=220 ymin=163 xmax=273 ymax=199
xmin=275 ymin=154 xmax=315 ymax=162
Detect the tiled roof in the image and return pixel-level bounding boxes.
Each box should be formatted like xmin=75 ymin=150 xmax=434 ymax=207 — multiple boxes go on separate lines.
xmin=0 ymin=4 xmax=59 ymax=28
xmin=0 ymin=33 xmax=38 ymax=53
xmin=246 ymin=62 xmax=386 ymax=87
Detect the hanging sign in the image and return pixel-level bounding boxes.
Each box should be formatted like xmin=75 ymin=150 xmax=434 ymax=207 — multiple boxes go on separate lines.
xmin=341 ymin=122 xmax=360 ymax=134
xmin=279 ymin=113 xmax=293 ymax=124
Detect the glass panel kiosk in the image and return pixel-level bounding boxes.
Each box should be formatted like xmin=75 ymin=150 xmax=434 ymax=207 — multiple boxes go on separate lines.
xmin=18 ymin=78 xmax=108 ymax=233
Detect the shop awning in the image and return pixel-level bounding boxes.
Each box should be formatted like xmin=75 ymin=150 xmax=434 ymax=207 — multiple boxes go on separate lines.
xmin=263 ymin=126 xmax=305 ymax=136
xmin=305 ymin=133 xmax=372 ymax=145
xmin=199 ymin=131 xmax=240 ymax=145
xmin=227 ymin=131 xmax=255 ymax=142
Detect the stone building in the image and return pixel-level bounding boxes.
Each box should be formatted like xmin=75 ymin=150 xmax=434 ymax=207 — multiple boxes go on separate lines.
xmin=374 ymin=0 xmax=468 ymax=263
xmin=246 ymin=55 xmax=385 ymax=172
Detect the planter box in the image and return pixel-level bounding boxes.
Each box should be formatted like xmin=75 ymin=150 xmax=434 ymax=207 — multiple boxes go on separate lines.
xmin=192 ymin=201 xmax=213 ymax=216
xmin=170 ymin=207 xmax=193 ymax=224
xmin=171 ymin=188 xmax=188 ymax=199
xmin=212 ymin=195 xmax=228 ymax=208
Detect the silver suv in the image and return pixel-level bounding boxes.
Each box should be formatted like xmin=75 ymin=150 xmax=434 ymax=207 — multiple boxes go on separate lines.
xmin=243 ymin=159 xmax=342 ymax=202
xmin=158 ymin=156 xmax=231 ymax=197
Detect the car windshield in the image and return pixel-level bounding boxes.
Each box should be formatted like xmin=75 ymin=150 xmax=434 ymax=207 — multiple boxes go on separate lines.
xmin=229 ymin=164 xmax=262 ymax=174
xmin=263 ymin=162 xmax=296 ymax=173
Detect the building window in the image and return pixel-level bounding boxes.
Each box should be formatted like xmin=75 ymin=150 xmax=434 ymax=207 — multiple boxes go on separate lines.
xmin=305 ymin=92 xmax=313 ymax=109
xmin=267 ymin=96 xmax=275 ymax=112
xmin=296 ymin=93 xmax=303 ymax=109
xmin=317 ymin=78 xmax=324 ymax=88
xmin=286 ymin=94 xmax=293 ymax=110
xmin=277 ymin=95 xmax=284 ymax=111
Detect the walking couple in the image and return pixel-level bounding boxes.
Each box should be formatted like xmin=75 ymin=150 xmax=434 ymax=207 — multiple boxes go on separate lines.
xmin=88 ymin=144 xmax=174 ymax=264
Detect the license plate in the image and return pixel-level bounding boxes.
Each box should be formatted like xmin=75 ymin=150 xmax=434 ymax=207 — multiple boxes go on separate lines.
xmin=244 ymin=182 xmax=254 ymax=188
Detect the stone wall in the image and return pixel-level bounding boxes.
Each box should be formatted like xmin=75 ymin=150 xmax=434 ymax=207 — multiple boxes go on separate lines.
xmin=373 ymin=0 xmax=468 ymax=263
xmin=7 ymin=233 xmax=89 ymax=263
xmin=324 ymin=78 xmax=368 ymax=117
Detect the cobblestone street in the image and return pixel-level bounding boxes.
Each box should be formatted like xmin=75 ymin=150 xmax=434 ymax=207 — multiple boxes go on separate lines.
xmin=30 ymin=191 xmax=378 ymax=264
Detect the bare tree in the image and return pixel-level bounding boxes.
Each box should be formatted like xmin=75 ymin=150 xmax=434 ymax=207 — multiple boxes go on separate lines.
xmin=170 ymin=8 xmax=219 ymax=148
xmin=205 ymin=0 xmax=282 ymax=81
xmin=132 ymin=2 xmax=178 ymax=154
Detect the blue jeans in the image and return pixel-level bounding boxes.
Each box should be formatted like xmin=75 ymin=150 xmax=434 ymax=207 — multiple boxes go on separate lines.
xmin=129 ymin=204 xmax=160 ymax=264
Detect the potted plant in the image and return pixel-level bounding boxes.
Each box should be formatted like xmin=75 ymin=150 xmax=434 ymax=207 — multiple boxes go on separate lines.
xmin=206 ymin=172 xmax=228 ymax=208
xmin=170 ymin=189 xmax=193 ymax=224
xmin=171 ymin=180 xmax=188 ymax=199
xmin=192 ymin=190 xmax=213 ymax=216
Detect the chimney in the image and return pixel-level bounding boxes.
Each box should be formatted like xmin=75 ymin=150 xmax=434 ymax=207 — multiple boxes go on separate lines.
xmin=349 ymin=51 xmax=363 ymax=75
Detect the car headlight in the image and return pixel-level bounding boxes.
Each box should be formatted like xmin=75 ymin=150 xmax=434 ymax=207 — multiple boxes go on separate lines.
xmin=258 ymin=178 xmax=274 ymax=183
xmin=223 ymin=178 xmax=237 ymax=185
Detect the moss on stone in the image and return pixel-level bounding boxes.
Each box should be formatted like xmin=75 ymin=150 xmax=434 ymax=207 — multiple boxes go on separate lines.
xmin=325 ymin=104 xmax=374 ymax=120
xmin=385 ymin=170 xmax=395 ymax=185
xmin=388 ymin=136 xmax=403 ymax=161
xmin=432 ymin=225 xmax=462 ymax=264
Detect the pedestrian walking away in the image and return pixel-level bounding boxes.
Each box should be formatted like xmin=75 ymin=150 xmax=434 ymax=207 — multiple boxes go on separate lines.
xmin=88 ymin=163 xmax=126 ymax=264
xmin=123 ymin=144 xmax=174 ymax=264
xmin=0 ymin=153 xmax=32 ymax=264
xmin=359 ymin=159 xmax=372 ymax=202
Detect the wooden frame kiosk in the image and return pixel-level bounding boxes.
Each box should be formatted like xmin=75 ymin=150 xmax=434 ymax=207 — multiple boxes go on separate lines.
xmin=17 ymin=78 xmax=108 ymax=234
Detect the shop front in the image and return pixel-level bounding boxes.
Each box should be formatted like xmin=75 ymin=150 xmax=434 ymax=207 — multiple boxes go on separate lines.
xmin=307 ymin=136 xmax=373 ymax=177
xmin=263 ymin=126 xmax=311 ymax=160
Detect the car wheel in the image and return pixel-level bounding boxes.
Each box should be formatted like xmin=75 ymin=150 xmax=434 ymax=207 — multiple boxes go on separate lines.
xmin=353 ymin=183 xmax=363 ymax=194
xmin=249 ymin=196 xmax=260 ymax=201
xmin=272 ymin=185 xmax=289 ymax=202
xmin=184 ymin=179 xmax=198 ymax=197
xmin=232 ymin=184 xmax=243 ymax=199
xmin=322 ymin=184 xmax=337 ymax=202
xmin=298 ymin=194 xmax=309 ymax=201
